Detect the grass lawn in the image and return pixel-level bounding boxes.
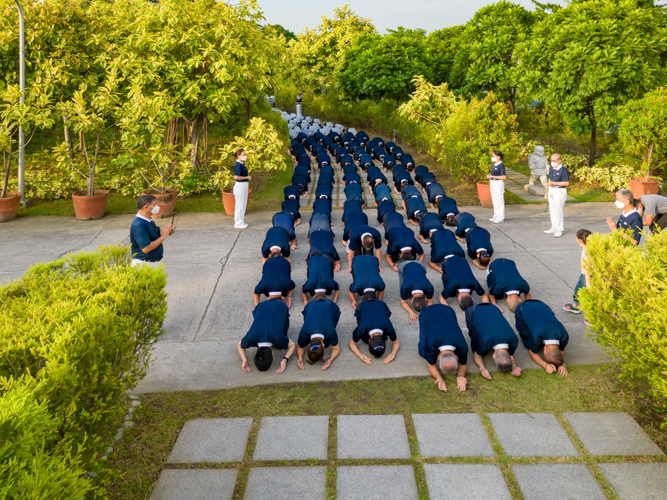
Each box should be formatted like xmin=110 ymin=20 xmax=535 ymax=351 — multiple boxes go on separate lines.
xmin=107 ymin=364 xmax=667 ymax=500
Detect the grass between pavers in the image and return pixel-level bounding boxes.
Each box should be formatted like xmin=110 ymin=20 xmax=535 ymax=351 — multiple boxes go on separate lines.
xmin=107 ymin=363 xmax=667 ymax=500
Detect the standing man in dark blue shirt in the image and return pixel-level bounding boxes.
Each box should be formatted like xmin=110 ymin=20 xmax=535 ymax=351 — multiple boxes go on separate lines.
xmin=398 ymin=261 xmax=434 ymax=321
xmin=233 ymin=149 xmax=251 ymax=229
xmin=237 ymin=298 xmax=295 ymax=374
xmin=297 ymin=296 xmax=341 ymax=371
xmin=607 ymin=188 xmax=644 ymax=245
xmin=515 ymin=300 xmax=569 ymax=377
xmin=465 ymin=303 xmax=521 ymax=379
xmin=130 ymin=194 xmax=176 ymax=268
xmin=349 ymin=298 xmax=400 ymax=365
xmin=418 ymin=304 xmax=468 ymax=392
xmin=487 ymin=258 xmax=532 ymax=312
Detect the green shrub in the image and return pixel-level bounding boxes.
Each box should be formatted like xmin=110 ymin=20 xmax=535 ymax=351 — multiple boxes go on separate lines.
xmin=0 ymin=385 xmax=93 ymax=500
xmin=0 ymin=244 xmax=167 ymax=480
xmin=579 ymin=230 xmax=667 ymax=427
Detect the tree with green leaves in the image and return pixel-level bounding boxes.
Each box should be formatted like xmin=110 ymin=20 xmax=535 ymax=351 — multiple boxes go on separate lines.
xmin=517 ymin=0 xmax=667 ymax=165
xmin=266 ymin=24 xmax=296 ymax=43
xmin=452 ymin=1 xmax=534 ymax=113
xmin=338 ymin=28 xmax=431 ymax=105
xmin=426 ymin=25 xmax=464 ymax=87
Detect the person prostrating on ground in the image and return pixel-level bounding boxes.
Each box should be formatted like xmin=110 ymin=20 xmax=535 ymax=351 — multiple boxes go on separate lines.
xmin=296 ymin=296 xmax=341 ymax=371
xmin=349 ymin=294 xmax=400 ymax=365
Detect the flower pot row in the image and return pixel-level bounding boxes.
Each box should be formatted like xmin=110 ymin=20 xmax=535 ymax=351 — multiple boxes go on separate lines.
xmin=1 ymin=187 xmax=248 ymax=223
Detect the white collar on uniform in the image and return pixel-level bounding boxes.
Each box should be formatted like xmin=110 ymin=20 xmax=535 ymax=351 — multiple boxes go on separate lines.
xmin=361 ymin=232 xmax=372 ymax=240
xmin=363 ymin=287 xmax=376 ymax=293
xmin=411 ymin=289 xmax=424 ymax=296
xmin=458 ymin=288 xmax=471 ymax=293
xmin=310 ymin=334 xmax=325 ymax=340
xmin=465 ymin=228 xmax=472 ymax=233
xmin=543 ymin=339 xmax=560 ymax=346
xmin=446 ymin=212 xmax=454 ymax=217
xmin=444 ymin=254 xmax=455 ymax=259
xmin=429 ymin=229 xmax=438 ymax=234
xmin=369 ymin=328 xmax=383 ymax=336
xmin=257 ymin=342 xmax=272 ymax=347
xmin=622 ymin=208 xmax=638 ymax=217
xmin=438 ymin=345 xmax=456 ymax=352
xmin=268 ymin=291 xmax=282 ymax=296
xmin=493 ymin=161 xmax=502 ymax=166
xmin=553 ymin=165 xmax=562 ymax=170
xmin=270 ymin=245 xmax=281 ymax=251
xmin=477 ymin=247 xmax=487 ymax=253
xmin=506 ymin=290 xmax=520 ymax=296
xmin=400 ymin=246 xmax=412 ymax=252
xmin=493 ymin=343 xmax=509 ymax=350
xmin=314 ymin=288 xmax=326 ymax=294
xmin=136 ymin=213 xmax=152 ymax=223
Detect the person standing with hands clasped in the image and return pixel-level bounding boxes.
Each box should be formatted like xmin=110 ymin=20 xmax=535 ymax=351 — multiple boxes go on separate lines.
xmin=487 ymin=150 xmax=506 ymax=224
xmin=233 ymin=149 xmax=251 ymax=229
xmin=607 ymin=189 xmax=643 ymax=245
xmin=544 ymin=153 xmax=569 ymax=238
xmin=130 ymin=194 xmax=176 ymax=268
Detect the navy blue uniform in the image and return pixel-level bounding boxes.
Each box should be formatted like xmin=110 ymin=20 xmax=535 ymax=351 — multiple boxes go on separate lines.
xmin=418 ymin=304 xmax=468 ymax=365
xmin=394 ymin=171 xmax=413 ymax=191
xmin=377 ymin=199 xmax=397 ymax=223
xmin=548 ymin=166 xmax=569 ymax=184
xmin=466 ymin=227 xmax=493 ymax=260
xmin=441 ymin=255 xmax=485 ymax=298
xmin=383 ymin=154 xmax=397 ymax=170
xmin=430 ymin=229 xmax=465 ymax=263
xmin=419 ymin=172 xmax=437 ymax=187
xmin=420 ymin=213 xmax=444 ymax=238
xmin=343 ymin=211 xmax=369 ymax=242
xmin=374 ymin=184 xmax=392 ymax=203
xmin=350 ymin=256 xmax=385 ymax=294
xmin=454 ymin=213 xmax=477 ymax=238
xmin=352 ymin=300 xmax=396 ymax=344
xmin=401 ymin=154 xmax=415 ymax=170
xmin=312 ymin=198 xmax=332 ymax=217
xmin=399 ymin=261 xmax=434 ymax=301
xmin=465 ymin=303 xmax=518 ymax=356
xmin=308 ymin=212 xmax=333 ymax=238
xmin=254 ymin=257 xmax=295 ymax=297
xmin=281 ymin=199 xmax=301 ymax=221
xmin=617 ymin=210 xmax=643 ymax=244
xmin=438 ymin=197 xmax=460 ymax=220
xmin=414 ymin=165 xmax=429 ymax=183
xmin=387 ymin=226 xmax=423 ymax=261
xmin=405 ymin=197 xmax=427 ymax=221
xmin=401 ymin=185 xmax=421 ymax=200
xmin=343 ymin=172 xmax=361 ymax=185
xmin=515 ymin=300 xmax=569 ymax=353
xmin=367 ymin=166 xmax=387 ymax=185
xmin=383 ymin=211 xmax=405 ymax=240
xmin=234 ymin=161 xmax=248 ymax=181
xmin=343 ymin=163 xmax=358 ymax=175
xmin=284 ymin=185 xmax=300 ymax=200
xmin=392 ymin=146 xmax=404 ymax=160
xmin=359 ymin=153 xmax=374 ymax=169
xmin=487 ymin=258 xmax=530 ymax=298
xmin=315 ymin=183 xmax=333 ymax=200
xmin=372 ymin=146 xmax=386 ymax=161
xmin=342 ymin=200 xmax=364 ymax=224
xmin=344 ymin=183 xmax=365 ymax=203
xmin=489 ymin=162 xmax=506 ymax=177
xmin=272 ymin=212 xmax=296 ymax=241
xmin=261 ymin=227 xmax=291 ymax=259
xmin=308 ymin=230 xmax=340 ymax=263
xmin=426 ymin=183 xmax=446 ymax=204
xmin=292 ymin=173 xmax=309 ymax=192
xmin=294 ymin=165 xmax=311 ymax=183
xmin=348 ymin=225 xmax=382 ymax=253
xmin=298 ymin=299 xmax=340 ymax=348
xmin=302 ymin=254 xmax=339 ymax=296
xmin=241 ymin=300 xmax=290 ymax=350
xmin=130 ymin=216 xmax=164 ymax=261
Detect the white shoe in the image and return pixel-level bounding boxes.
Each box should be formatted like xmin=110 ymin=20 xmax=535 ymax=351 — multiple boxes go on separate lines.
xmin=544 ymin=229 xmax=556 ymax=234
xmin=489 ymin=218 xmax=497 ymax=222
xmin=491 ymin=219 xmax=503 ymax=224
xmin=554 ymin=231 xmax=563 ymax=238
xmin=234 ymin=223 xmax=248 ymax=229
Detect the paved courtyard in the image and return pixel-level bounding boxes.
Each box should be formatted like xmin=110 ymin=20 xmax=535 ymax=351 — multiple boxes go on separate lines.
xmin=1 ymin=201 xmax=617 ymax=393
xmin=149 ymin=411 xmax=666 ymax=499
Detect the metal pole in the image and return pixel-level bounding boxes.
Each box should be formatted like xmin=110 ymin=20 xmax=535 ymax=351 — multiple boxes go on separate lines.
xmin=15 ymin=0 xmax=26 ymax=204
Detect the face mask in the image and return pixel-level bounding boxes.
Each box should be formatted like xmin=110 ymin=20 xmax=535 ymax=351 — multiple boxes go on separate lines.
xmin=151 ymin=205 xmax=160 ymax=215
xmin=491 ymin=156 xmax=496 ymax=163
xmin=551 ymin=161 xmax=559 ymax=168
xmin=240 ymin=155 xmax=247 ymax=162
xmin=614 ymin=200 xmax=626 ymax=209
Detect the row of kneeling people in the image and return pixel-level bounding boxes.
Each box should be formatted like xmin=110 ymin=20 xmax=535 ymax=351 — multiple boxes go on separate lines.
xmin=236 ymin=127 xmax=570 ymax=391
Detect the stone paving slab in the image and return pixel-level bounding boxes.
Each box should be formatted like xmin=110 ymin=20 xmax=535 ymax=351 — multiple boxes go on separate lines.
xmin=168 ymin=418 xmax=252 ymax=463
xmin=512 ymin=464 xmax=606 ymax=500
xmin=149 ymin=469 xmax=238 ymax=500
xmin=337 ymin=415 xmax=411 ymax=459
xmin=253 ymin=416 xmax=329 ymax=461
xmin=564 ymin=412 xmax=665 ymax=456
xmin=337 ymin=465 xmax=418 ymax=500
xmin=598 ymin=463 xmax=667 ymax=500
xmin=244 ymin=466 xmax=326 ymax=500
xmin=488 ymin=413 xmax=578 ymax=457
xmin=423 ymin=464 xmax=511 ymax=500
xmin=412 ymin=413 xmax=494 ymax=457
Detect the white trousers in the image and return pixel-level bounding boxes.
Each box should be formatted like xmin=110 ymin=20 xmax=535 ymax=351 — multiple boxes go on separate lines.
xmin=490 ymin=179 xmax=505 ymax=221
xmin=233 ymin=182 xmax=249 ymax=227
xmin=296 ymin=103 xmax=302 ymax=116
xmin=131 ymin=259 xmax=160 ymax=269
xmin=548 ymin=187 xmax=567 ymax=232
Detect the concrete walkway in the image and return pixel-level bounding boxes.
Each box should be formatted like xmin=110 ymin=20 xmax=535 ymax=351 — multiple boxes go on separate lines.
xmin=149 ymin=411 xmax=665 ymax=499
xmin=1 ymin=202 xmax=617 ymax=394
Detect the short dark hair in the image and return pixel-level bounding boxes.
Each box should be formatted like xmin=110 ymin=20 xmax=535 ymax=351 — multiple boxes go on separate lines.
xmin=313 ymin=292 xmax=327 ymax=300
xmin=235 ymin=149 xmax=246 ymax=159
xmin=412 ymin=295 xmax=427 ymax=312
xmin=362 ymin=290 xmax=377 ymax=302
xmin=545 ymin=347 xmax=564 ymax=367
xmin=254 ymin=347 xmax=273 ymax=371
xmin=495 ymin=350 xmax=513 ymax=373
xmin=445 ymin=214 xmax=456 ymax=227
xmin=137 ymin=194 xmax=156 ymax=211
xmin=362 ymin=235 xmax=375 ymax=250
xmin=270 ymin=248 xmax=282 ymax=258
xmin=368 ymin=335 xmax=386 ymax=358
xmin=493 ymin=150 xmax=504 ymax=160
xmin=460 ymin=295 xmax=474 ymax=311
xmin=401 ymin=250 xmax=415 ymax=261
xmin=576 ymin=229 xmax=592 ymax=244
xmin=479 ymin=253 xmax=491 ymax=267
xmin=307 ymin=340 xmax=324 ymax=364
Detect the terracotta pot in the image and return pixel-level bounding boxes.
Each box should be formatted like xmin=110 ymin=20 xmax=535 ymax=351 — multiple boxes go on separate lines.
xmin=0 ymin=191 xmax=22 ymax=223
xmin=222 ymin=187 xmax=251 ymax=216
xmin=629 ymin=177 xmax=660 ymax=198
xmin=476 ymin=182 xmax=493 ymax=208
xmin=141 ymin=188 xmax=178 ymax=218
xmin=72 ymin=189 xmax=109 ymax=221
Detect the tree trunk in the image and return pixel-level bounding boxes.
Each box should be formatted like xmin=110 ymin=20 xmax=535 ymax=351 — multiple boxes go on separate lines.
xmin=189 ymin=117 xmax=201 ymax=171
xmin=589 ymin=123 xmax=596 ymax=167
xmin=202 ymin=117 xmax=209 ymax=174
xmin=63 ymin=115 xmax=74 ymax=159
xmin=79 ymin=130 xmax=85 ymax=152
xmin=88 ymin=131 xmax=101 ymax=197
xmin=1 ymin=137 xmax=13 ymax=198
xmin=508 ymin=89 xmax=516 ymax=115
xmin=166 ymin=117 xmax=179 ymax=145
xmin=244 ymin=99 xmax=251 ymax=123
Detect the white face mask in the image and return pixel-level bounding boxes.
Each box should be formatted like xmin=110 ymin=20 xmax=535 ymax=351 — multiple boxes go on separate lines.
xmin=151 ymin=205 xmax=160 ymax=216
xmin=614 ymin=200 xmax=626 ymax=209
xmin=491 ymin=156 xmax=497 ymax=163
xmin=240 ymin=155 xmax=247 ymax=162
xmin=551 ymin=161 xmax=559 ymax=168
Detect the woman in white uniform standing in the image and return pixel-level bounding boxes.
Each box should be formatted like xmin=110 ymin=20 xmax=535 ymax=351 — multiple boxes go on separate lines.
xmin=487 ymin=150 xmax=506 ymax=224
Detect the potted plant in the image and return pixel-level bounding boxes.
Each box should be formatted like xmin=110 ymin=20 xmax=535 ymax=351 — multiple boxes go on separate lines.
xmin=210 ymin=117 xmax=286 ymax=215
xmin=619 ymin=89 xmax=667 ymax=198
xmin=0 ymin=86 xmax=53 ymax=222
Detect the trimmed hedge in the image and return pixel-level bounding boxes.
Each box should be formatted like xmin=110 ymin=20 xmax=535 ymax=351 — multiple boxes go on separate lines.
xmin=0 ymin=245 xmax=167 ymax=496
xmin=579 ymin=230 xmax=667 ymax=426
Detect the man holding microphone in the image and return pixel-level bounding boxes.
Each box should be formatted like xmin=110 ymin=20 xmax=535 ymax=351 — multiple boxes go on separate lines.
xmin=544 ymin=153 xmax=569 ymax=238
xmin=130 ymin=195 xmax=176 ymax=268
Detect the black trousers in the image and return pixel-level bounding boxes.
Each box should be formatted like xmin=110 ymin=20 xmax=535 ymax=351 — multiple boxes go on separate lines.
xmin=651 ymin=213 xmax=667 ymax=233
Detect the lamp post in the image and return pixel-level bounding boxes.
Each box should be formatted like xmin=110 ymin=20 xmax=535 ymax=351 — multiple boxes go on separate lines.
xmin=15 ymin=0 xmax=26 ymax=204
